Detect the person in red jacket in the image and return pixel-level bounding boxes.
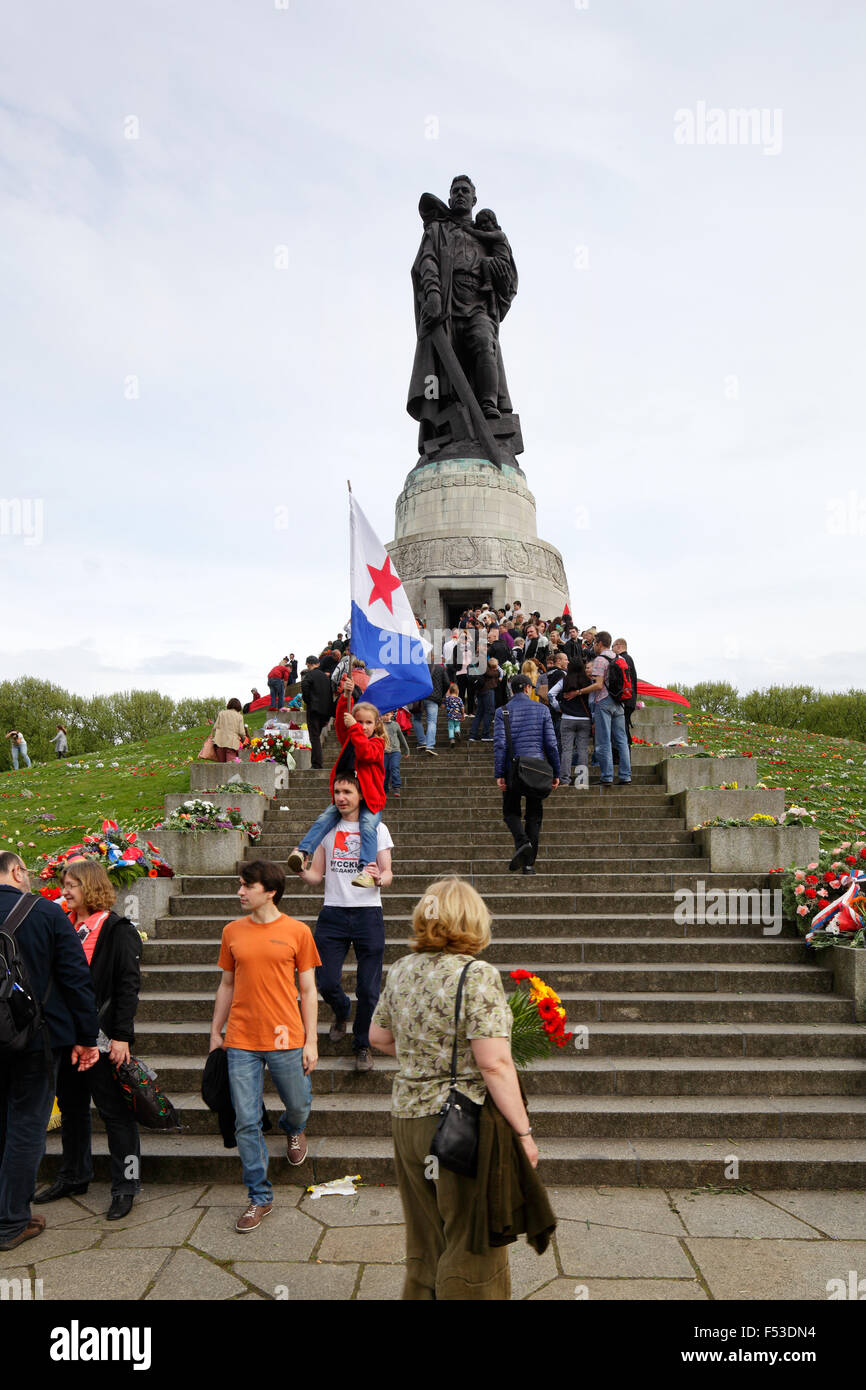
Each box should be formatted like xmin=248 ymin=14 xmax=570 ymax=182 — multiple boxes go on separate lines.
xmin=287 ymin=675 xmax=386 ymax=889
xmin=267 ymin=661 xmax=291 ymax=711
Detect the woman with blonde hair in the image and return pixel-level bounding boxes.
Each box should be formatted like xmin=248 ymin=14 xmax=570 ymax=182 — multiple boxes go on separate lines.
xmin=370 ymin=878 xmax=538 ymax=1300
xmin=520 ymin=658 xmax=548 ymax=705
xmin=33 ymin=858 xmax=142 ymax=1220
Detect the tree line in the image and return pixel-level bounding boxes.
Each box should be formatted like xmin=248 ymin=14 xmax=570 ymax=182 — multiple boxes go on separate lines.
xmin=667 ymin=681 xmax=866 ymax=743
xmin=1 ymin=677 xmax=225 ymax=761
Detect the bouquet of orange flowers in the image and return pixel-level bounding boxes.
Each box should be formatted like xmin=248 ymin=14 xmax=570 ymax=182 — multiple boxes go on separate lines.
xmin=508 ymin=969 xmax=573 ymax=1066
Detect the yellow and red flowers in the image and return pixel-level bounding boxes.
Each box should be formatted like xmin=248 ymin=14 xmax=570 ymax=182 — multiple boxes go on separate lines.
xmin=509 ymin=969 xmax=573 ymax=1050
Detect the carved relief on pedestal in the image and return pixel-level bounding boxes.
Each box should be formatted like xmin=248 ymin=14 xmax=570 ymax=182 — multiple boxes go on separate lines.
xmin=390 ymin=534 xmax=566 ymax=589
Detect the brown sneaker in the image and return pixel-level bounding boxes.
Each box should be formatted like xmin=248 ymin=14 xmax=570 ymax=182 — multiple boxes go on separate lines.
xmin=355 ymin=1048 xmax=373 ymax=1072
xmin=286 ymin=849 xmax=305 ymax=874
xmin=235 ymin=1201 xmax=273 ymax=1233
xmin=351 ymin=872 xmax=376 ymax=888
xmin=0 ymin=1214 xmax=46 ymax=1251
xmin=329 ymin=1014 xmax=350 ymax=1043
xmin=286 ymin=1132 xmax=307 ymax=1166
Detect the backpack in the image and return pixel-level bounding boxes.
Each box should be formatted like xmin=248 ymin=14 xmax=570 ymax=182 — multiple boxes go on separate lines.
xmin=0 ymin=893 xmax=53 ymax=1065
xmin=602 ymin=654 xmax=633 ymax=704
xmin=113 ymin=1055 xmax=181 ymax=1130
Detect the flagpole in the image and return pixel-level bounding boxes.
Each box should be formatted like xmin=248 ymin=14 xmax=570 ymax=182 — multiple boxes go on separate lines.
xmin=346 ymin=480 xmax=354 ymax=712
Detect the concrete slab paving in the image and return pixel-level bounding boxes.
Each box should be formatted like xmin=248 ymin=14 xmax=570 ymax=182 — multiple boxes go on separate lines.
xmin=234 ymin=1261 xmax=359 ymax=1300
xmin=298 ymin=1188 xmax=405 ymax=1226
xmin=546 ymin=1185 xmax=684 ymax=1235
xmin=684 ymin=1238 xmax=866 ymax=1300
xmin=101 ymin=1209 xmax=204 ymax=1248
xmin=146 ymin=1248 xmax=246 ymax=1300
xmin=195 ymin=1183 xmax=303 ymax=1209
xmin=33 ymin=1249 xmax=167 ymax=1300
xmin=508 ymin=1237 xmax=559 ymax=1298
xmin=0 ymin=1226 xmax=101 ymax=1268
xmin=530 ymin=1277 xmax=708 ymax=1300
xmin=317 ymin=1223 xmax=406 ymax=1264
xmin=9 ymin=1184 xmax=865 ymax=1299
xmin=356 ymin=1264 xmax=406 ymax=1300
xmin=669 ymin=1190 xmax=819 ymax=1239
xmin=556 ymin=1221 xmax=695 ymax=1278
xmin=757 ymin=1190 xmax=866 ymax=1240
xmin=190 ymin=1206 xmax=321 ymax=1262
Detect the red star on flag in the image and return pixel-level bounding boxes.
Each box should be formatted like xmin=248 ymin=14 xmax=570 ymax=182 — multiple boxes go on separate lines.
xmin=367 ymin=555 xmax=402 ymax=613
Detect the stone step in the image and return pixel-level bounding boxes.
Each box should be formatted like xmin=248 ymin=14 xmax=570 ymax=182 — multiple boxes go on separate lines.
xmin=165 ymin=891 xmax=777 ymax=920
xmin=261 ymin=827 xmax=700 ymax=846
xmin=172 ymin=879 xmax=773 ymax=916
xmin=44 ymin=1133 xmax=866 ymax=1188
xmin=99 ymin=1091 xmax=866 ymax=1139
xmin=270 ymin=806 xmax=685 ymax=823
xmin=140 ymin=961 xmax=835 ymax=995
xmin=152 ymin=913 xmax=799 ymax=941
xmin=114 ymin=1053 xmax=866 ymax=1097
xmin=143 ymin=936 xmax=810 ymax=966
xmin=135 ymin=989 xmax=857 ymax=1025
xmin=132 ymin=1018 xmax=866 ymax=1061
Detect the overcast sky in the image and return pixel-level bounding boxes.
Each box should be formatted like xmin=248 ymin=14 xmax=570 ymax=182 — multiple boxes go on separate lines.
xmin=2 ymin=0 xmax=864 ymax=702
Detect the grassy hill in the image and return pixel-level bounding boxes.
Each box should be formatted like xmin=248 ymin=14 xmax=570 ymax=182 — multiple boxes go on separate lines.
xmin=1 ymin=708 xmax=272 ymax=873
xmin=1 ymin=706 xmax=863 ymax=873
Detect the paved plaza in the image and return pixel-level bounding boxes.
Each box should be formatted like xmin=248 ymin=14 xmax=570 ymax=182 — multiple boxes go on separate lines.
xmin=2 ymin=1183 xmax=864 ymax=1301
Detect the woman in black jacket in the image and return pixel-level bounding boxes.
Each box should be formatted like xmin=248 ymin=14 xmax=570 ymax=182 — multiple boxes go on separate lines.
xmin=33 ymin=859 xmax=142 ymax=1219
xmin=556 ymin=659 xmax=594 ymax=787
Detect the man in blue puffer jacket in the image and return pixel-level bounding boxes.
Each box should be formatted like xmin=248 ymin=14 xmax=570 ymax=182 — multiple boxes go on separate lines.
xmin=493 ymin=676 xmax=561 ymax=875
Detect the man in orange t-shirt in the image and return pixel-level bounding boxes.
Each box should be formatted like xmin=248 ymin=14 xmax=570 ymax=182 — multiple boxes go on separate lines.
xmin=210 ymin=859 xmax=320 ymax=1233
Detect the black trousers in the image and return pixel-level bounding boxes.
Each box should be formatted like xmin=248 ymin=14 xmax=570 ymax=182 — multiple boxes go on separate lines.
xmin=624 ymin=703 xmax=635 ymax=746
xmin=55 ymin=1052 xmax=141 ymax=1197
xmin=502 ymin=783 xmax=545 ymax=865
xmin=306 ymin=710 xmax=327 ymax=768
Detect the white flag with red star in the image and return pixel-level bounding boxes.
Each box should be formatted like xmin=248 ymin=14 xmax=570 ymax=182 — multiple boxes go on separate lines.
xmin=349 ymin=492 xmax=432 ymax=712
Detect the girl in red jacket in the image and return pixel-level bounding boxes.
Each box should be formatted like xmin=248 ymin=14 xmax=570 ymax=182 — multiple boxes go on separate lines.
xmin=287 ymin=675 xmax=386 ymax=888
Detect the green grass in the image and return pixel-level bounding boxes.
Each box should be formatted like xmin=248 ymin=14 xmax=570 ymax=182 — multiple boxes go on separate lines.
xmin=0 ymin=710 xmax=272 ymax=873
xmin=3 ymin=704 xmax=863 ymax=871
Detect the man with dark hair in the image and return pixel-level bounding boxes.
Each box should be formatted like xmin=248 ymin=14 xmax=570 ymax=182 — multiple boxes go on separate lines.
xmin=0 ymin=853 xmax=100 ymax=1251
xmin=210 ymin=859 xmax=320 ymax=1233
xmin=287 ymin=654 xmax=298 ymax=685
xmin=613 ymin=638 xmax=638 ymax=746
xmin=493 ymin=676 xmax=560 ymax=874
xmin=297 ymin=775 xmax=393 ymax=1072
xmin=301 ymin=655 xmax=334 ymax=770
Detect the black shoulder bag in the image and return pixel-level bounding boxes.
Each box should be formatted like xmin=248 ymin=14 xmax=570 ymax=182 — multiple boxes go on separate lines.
xmin=503 ymin=708 xmax=554 ymax=799
xmin=430 ymin=961 xmax=482 ymax=1178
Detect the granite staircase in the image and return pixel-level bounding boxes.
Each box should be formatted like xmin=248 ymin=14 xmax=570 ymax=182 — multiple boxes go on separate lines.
xmin=51 ymin=744 xmax=866 ymax=1188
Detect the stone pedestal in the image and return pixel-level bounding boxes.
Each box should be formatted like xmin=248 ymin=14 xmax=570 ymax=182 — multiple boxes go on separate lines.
xmin=387 ymin=457 xmax=568 ymax=629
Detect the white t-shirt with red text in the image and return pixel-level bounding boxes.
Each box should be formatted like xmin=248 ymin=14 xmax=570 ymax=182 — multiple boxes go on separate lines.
xmin=321 ymin=820 xmax=394 ymax=908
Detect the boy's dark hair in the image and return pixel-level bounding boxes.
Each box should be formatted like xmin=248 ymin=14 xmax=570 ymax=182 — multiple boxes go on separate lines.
xmin=227 ymin=698 xmax=243 ymax=713
xmin=595 ymin=630 xmax=612 ymax=648
xmin=333 ymin=773 xmax=361 ymax=793
xmin=240 ymin=860 xmax=285 ymax=906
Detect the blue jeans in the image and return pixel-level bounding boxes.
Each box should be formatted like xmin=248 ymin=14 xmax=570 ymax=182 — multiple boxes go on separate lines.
xmin=447 ymin=719 xmax=461 ymax=740
xmin=227 ymin=1047 xmax=312 ymax=1205
xmin=592 ymin=697 xmax=631 ymax=783
xmin=268 ymin=677 xmax=284 ymax=710
xmin=384 ymin=750 xmax=402 ymax=791
xmin=0 ymin=1047 xmax=61 ymax=1242
xmin=470 ymin=689 xmax=494 ymax=739
xmin=10 ymin=745 xmax=30 ymax=770
xmin=412 ymin=701 xmax=438 ymax=750
xmin=298 ymin=803 xmax=383 ymax=871
xmin=315 ymin=906 xmax=385 ymax=1051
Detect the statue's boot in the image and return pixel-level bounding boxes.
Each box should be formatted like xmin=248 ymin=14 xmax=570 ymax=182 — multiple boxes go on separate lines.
xmin=475 ymin=355 xmax=501 ymax=419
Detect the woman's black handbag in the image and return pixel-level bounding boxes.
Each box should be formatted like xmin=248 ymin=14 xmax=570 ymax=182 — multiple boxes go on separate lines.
xmin=430 ymin=961 xmax=482 ymax=1178
xmin=503 ymin=709 xmax=554 ymax=798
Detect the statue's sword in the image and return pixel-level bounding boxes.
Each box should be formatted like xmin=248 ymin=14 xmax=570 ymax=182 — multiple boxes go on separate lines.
xmin=430 ymin=323 xmax=503 ymax=470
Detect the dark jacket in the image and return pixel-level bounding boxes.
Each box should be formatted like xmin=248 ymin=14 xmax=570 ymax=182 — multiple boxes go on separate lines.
xmin=88 ymin=910 xmax=142 ymax=1044
xmin=302 ymin=666 xmax=334 ymax=718
xmin=493 ymin=693 xmax=561 ymax=781
xmin=201 ymin=1046 xmax=271 ymax=1148
xmin=430 ymin=664 xmax=449 ymax=704
xmin=0 ymin=886 xmax=99 ymax=1050
xmin=486 ymin=639 xmax=510 ymax=666
xmin=469 ymin=1092 xmax=557 ymax=1255
xmin=621 ymin=651 xmax=638 ymax=709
